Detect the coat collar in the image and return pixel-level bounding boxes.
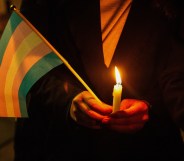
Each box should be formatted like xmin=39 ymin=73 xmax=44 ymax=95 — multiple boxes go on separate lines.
xmin=65 ymin=0 xmax=149 ymax=66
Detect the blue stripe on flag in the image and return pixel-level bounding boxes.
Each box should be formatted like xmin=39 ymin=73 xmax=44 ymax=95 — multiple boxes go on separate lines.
xmin=0 ymin=12 xmax=22 ymax=65
xmin=18 ymin=52 xmax=63 ymax=117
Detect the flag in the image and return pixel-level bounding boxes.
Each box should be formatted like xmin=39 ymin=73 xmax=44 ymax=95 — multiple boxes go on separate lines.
xmin=0 ymin=11 xmax=63 ymax=117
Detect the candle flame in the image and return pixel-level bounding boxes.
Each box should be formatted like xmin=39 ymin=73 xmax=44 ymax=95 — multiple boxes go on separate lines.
xmin=115 ymin=66 xmax=122 ymax=84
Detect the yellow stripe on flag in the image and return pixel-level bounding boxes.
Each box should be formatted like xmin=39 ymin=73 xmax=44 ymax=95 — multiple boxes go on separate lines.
xmin=0 ymin=21 xmax=32 ymax=116
xmin=4 ymin=31 xmax=42 ymax=116
xmin=12 ymin=43 xmax=52 ymax=117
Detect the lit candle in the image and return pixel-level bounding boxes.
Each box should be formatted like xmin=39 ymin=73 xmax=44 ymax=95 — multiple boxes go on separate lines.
xmin=112 ymin=66 xmax=122 ymax=112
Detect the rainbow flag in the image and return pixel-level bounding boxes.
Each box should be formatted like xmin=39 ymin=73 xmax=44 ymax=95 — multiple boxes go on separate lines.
xmin=0 ymin=11 xmax=63 ymax=117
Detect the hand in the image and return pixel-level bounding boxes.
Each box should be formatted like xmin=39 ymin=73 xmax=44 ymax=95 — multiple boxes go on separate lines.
xmin=70 ymin=91 xmax=112 ymax=129
xmin=102 ymin=99 xmax=149 ymax=133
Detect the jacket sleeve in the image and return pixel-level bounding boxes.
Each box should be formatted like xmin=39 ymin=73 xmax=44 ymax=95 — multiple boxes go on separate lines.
xmin=20 ymin=0 xmax=85 ymax=121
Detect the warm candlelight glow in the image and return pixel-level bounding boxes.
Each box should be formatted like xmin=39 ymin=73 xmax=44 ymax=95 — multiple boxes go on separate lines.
xmin=113 ymin=66 xmax=123 ymax=112
xmin=115 ymin=66 xmax=122 ymax=84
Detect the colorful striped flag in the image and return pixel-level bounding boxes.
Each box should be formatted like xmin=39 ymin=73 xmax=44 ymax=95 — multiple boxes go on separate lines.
xmin=0 ymin=11 xmax=63 ymax=117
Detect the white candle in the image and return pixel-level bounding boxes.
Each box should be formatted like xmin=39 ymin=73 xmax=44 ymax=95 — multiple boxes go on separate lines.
xmin=113 ymin=66 xmax=122 ymax=112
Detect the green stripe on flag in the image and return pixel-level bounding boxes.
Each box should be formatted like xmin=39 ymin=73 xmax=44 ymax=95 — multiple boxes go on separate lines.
xmin=18 ymin=52 xmax=63 ymax=116
xmin=0 ymin=12 xmax=22 ymax=64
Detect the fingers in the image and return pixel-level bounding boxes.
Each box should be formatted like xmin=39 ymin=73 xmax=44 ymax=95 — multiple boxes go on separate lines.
xmin=84 ymin=99 xmax=112 ymax=114
xmin=101 ymin=99 xmax=150 ymax=133
xmin=123 ymin=101 xmax=148 ymax=115
xmin=112 ymin=100 xmax=149 ymax=118
xmin=83 ymin=96 xmax=112 ymax=114
xmin=73 ymin=106 xmax=101 ymax=129
xmin=103 ymin=113 xmax=149 ymax=125
xmin=74 ymin=100 xmax=107 ymax=120
xmin=73 ymin=91 xmax=112 ymax=116
xmin=70 ymin=91 xmax=112 ymax=129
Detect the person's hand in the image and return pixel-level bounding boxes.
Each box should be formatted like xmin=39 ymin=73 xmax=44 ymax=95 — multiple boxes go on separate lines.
xmin=70 ymin=91 xmax=112 ymax=129
xmin=102 ymin=99 xmax=149 ymax=133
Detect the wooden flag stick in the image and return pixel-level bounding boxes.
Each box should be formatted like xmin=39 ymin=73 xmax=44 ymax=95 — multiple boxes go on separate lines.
xmin=10 ymin=5 xmax=101 ymax=103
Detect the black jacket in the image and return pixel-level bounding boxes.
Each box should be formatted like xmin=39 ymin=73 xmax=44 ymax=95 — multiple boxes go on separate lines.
xmin=14 ymin=0 xmax=184 ymax=161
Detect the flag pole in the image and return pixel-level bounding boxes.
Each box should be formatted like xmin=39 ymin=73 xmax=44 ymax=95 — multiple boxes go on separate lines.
xmin=10 ymin=4 xmax=101 ymax=103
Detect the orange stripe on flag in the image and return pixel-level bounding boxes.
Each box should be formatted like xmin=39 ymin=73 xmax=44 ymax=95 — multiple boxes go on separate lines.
xmin=0 ymin=21 xmax=32 ymax=116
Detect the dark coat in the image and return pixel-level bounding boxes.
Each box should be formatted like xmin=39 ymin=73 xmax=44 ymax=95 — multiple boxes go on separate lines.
xmin=14 ymin=0 xmax=184 ymax=161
